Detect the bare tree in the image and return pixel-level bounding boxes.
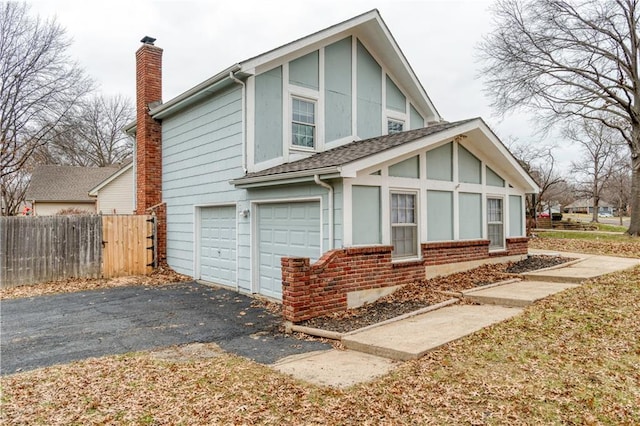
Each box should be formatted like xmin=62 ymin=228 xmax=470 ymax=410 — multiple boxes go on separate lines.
xmin=566 ymin=119 xmax=626 ymax=222
xmin=479 ymin=0 xmax=640 ymax=235
xmin=603 ymin=162 xmax=632 ymax=224
xmin=48 ymin=94 xmax=134 ymax=166
xmin=0 ymin=3 xmax=92 ymax=215
xmin=509 ymin=142 xmax=566 ymax=218
xmin=0 ymin=168 xmax=30 ymax=216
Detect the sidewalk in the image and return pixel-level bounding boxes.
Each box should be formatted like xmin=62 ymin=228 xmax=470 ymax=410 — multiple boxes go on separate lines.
xmin=272 ymin=251 xmax=639 ymax=388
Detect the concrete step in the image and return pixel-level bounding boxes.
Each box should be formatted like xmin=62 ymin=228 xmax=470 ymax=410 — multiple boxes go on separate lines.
xmin=341 ymin=304 xmax=522 ymax=361
xmin=462 ymin=281 xmax=580 ymax=307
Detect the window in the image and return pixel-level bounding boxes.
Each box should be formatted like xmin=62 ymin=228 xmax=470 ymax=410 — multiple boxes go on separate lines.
xmin=487 ymin=197 xmax=504 ymax=250
xmin=391 ymin=192 xmax=418 ymax=258
xmin=292 ymin=98 xmax=315 ymax=148
xmin=387 ymin=119 xmax=404 ymax=134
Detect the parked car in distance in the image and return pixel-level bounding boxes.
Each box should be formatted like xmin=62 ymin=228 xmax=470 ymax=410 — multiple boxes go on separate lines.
xmin=537 ymin=212 xmax=550 ymax=218
xmin=598 ymin=212 xmax=613 ymax=218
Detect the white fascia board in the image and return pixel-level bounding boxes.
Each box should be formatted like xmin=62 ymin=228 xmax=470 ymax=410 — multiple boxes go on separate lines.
xmin=230 ymin=167 xmax=340 ymax=187
xmin=150 ymin=64 xmax=242 ymax=119
xmin=88 ymin=163 xmax=133 ymax=196
xmin=371 ymin=13 xmax=440 ymax=121
xmin=475 ymin=119 xmax=540 ymax=193
xmin=340 ymin=119 xmax=539 ymax=194
xmin=239 ymin=10 xmax=379 ymax=71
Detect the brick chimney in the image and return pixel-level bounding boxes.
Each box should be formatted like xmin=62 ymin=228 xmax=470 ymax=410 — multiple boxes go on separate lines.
xmin=135 ymin=36 xmax=166 ymax=263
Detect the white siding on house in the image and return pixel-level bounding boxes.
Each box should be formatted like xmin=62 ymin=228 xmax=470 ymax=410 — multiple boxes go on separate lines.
xmin=96 ymin=167 xmax=134 ymax=214
xmin=162 ymin=86 xmax=245 ymax=277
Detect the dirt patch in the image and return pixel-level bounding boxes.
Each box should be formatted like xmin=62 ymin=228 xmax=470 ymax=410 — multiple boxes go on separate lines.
xmin=300 ymin=255 xmax=575 ymax=333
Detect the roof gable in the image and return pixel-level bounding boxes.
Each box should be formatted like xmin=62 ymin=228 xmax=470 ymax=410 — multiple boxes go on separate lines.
xmin=232 ymin=118 xmax=539 ymax=193
xmin=26 ymin=165 xmax=119 ymax=202
xmin=147 ymin=9 xmax=439 ymax=122
xmin=88 ymin=161 xmax=133 ymax=196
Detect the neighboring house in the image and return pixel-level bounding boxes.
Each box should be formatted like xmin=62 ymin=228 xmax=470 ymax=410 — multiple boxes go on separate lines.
xmin=88 ymin=160 xmax=135 ymax=214
xmin=565 ymin=198 xmax=614 ymax=214
xmin=127 ymin=10 xmax=539 ymax=322
xmin=25 ymin=165 xmax=118 ymax=216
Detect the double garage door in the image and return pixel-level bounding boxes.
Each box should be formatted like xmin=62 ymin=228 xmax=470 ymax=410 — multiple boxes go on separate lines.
xmin=199 ymin=201 xmax=321 ymax=299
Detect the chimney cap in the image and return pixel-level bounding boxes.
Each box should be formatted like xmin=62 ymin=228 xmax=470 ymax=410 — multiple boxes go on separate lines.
xmin=140 ymin=36 xmax=156 ymax=45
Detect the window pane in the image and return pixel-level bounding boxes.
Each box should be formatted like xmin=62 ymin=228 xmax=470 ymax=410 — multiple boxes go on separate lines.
xmin=391 ymin=193 xmax=417 ymax=257
xmin=388 ymin=120 xmax=404 ymax=134
xmin=292 ymin=98 xmax=316 ymax=147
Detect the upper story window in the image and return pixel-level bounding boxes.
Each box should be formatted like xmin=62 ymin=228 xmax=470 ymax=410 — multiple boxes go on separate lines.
xmin=388 ymin=119 xmax=404 ymax=135
xmin=292 ymin=97 xmax=316 ymax=148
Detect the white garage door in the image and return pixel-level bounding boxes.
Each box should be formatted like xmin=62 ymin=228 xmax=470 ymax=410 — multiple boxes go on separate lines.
xmin=257 ymin=201 xmax=321 ymax=299
xmin=199 ymin=206 xmax=236 ymax=286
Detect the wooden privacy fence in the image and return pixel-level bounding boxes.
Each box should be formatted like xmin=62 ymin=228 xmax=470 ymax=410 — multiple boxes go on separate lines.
xmin=102 ymin=215 xmax=154 ymax=278
xmin=0 ymin=215 xmax=155 ymax=288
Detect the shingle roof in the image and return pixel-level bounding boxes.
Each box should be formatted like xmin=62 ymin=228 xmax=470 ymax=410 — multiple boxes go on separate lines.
xmin=26 ymin=165 xmax=120 ymax=202
xmin=241 ymin=118 xmax=477 ymax=180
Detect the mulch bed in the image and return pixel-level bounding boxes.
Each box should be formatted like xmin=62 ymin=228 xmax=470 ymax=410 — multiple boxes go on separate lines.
xmin=299 ymin=255 xmax=574 ymax=333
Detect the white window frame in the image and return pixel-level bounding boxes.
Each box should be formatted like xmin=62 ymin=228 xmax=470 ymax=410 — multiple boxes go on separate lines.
xmin=487 ymin=196 xmax=505 ymax=251
xmin=290 ymin=95 xmax=317 ymax=151
xmin=390 ymin=190 xmax=419 ymax=259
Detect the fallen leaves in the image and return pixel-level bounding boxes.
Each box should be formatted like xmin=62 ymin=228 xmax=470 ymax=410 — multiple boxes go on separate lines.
xmin=530 ymin=235 xmax=640 ymax=258
xmin=0 ymin=265 xmax=192 ymax=300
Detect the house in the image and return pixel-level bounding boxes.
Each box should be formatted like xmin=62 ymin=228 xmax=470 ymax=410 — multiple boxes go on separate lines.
xmin=565 ymin=198 xmax=614 ymax=215
xmin=88 ymin=159 xmax=135 ymax=214
xmin=127 ymin=10 xmax=539 ymax=322
xmin=25 ymin=165 xmax=119 ymax=216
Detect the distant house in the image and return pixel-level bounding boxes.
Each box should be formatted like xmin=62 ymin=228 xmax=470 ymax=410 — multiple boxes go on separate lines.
xmin=126 ymin=10 xmax=539 ymax=322
xmin=89 ymin=160 xmax=134 ymax=214
xmin=25 ymin=165 xmax=119 ymax=216
xmin=565 ymin=198 xmax=614 ymax=215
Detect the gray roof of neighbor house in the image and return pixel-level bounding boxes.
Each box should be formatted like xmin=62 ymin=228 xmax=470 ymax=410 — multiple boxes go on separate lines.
xmin=26 ymin=165 xmax=120 ymax=202
xmin=234 ymin=118 xmax=476 ymax=182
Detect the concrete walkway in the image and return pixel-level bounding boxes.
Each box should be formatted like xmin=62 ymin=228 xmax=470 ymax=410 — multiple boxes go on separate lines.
xmin=273 ymin=251 xmax=639 ymax=388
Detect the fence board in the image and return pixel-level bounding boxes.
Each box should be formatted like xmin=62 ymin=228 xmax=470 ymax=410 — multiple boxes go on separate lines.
xmin=101 ymin=215 xmax=153 ymax=278
xmin=0 ymin=216 xmax=102 ymax=288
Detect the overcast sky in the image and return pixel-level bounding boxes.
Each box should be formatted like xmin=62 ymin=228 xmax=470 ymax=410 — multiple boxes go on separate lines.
xmin=28 ymin=0 xmax=574 ymax=165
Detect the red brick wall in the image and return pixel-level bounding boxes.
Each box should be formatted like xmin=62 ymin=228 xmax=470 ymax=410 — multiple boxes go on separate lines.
xmin=135 ymin=41 xmax=165 ymax=262
xmin=423 ymin=240 xmax=490 ymax=265
xmin=281 ymin=238 xmax=529 ymax=322
xmin=506 ymin=237 xmax=528 ymax=256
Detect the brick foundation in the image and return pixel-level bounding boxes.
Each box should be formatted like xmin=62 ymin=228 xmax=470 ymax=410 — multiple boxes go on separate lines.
xmin=282 ymin=238 xmax=529 ymax=322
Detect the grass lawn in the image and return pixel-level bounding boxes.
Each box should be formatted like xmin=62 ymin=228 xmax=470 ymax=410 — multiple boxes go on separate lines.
xmin=2 ymin=238 xmax=639 ymax=424
xmin=531 ymin=231 xmax=640 ymax=258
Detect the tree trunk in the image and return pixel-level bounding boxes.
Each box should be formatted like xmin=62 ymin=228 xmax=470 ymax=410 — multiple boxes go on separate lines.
xmin=591 ymin=191 xmax=599 ymax=223
xmin=628 ymin=154 xmax=640 ymax=236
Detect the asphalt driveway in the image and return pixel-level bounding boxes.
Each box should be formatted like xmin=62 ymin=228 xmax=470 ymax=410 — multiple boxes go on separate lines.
xmin=0 ymin=282 xmax=329 ymax=375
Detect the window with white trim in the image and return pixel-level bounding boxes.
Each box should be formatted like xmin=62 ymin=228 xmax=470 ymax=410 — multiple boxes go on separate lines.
xmin=487 ymin=197 xmax=504 ymax=250
xmin=291 ymin=97 xmax=316 ymax=148
xmin=387 ymin=119 xmax=404 ymax=135
xmin=391 ymin=192 xmax=418 ymax=258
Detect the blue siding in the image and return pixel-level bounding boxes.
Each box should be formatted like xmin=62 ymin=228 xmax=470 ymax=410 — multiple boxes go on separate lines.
xmin=410 ymin=104 xmax=424 ymax=129
xmin=290 ymin=51 xmax=319 ymax=90
xmin=325 ymin=37 xmax=352 ymax=142
xmin=357 ymin=41 xmax=382 ymax=139
xmin=386 ymin=76 xmax=406 ymax=113
xmin=162 ymin=86 xmax=244 ymax=275
xmin=254 ymin=66 xmax=283 ymax=163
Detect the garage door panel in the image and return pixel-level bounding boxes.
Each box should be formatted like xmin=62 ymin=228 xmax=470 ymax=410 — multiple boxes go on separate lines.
xmin=257 ymin=201 xmax=320 ymax=299
xmin=200 ymin=206 xmax=236 ymax=286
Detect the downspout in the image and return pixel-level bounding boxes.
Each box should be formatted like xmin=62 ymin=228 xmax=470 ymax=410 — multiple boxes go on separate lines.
xmin=229 ymin=71 xmax=247 ymax=173
xmin=314 ymin=175 xmax=333 ymax=250
xmin=229 ymin=71 xmax=245 ymax=292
